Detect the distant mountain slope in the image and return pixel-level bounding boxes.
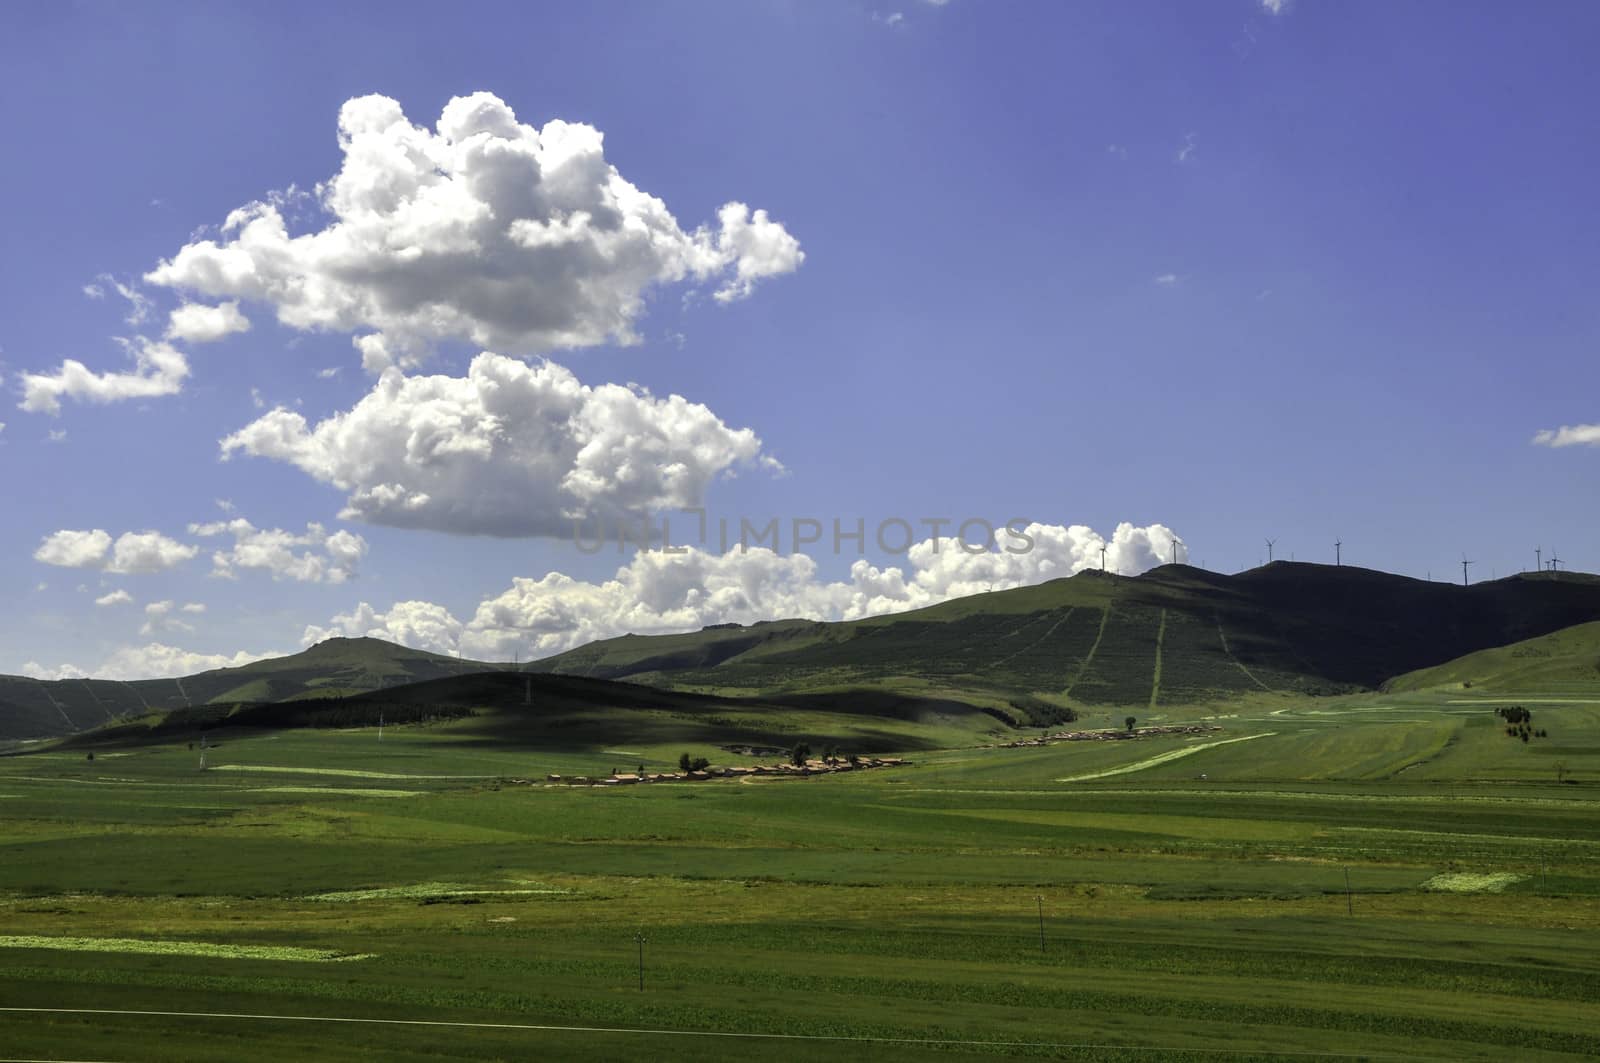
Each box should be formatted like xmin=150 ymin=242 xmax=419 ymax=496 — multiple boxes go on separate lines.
xmin=0 ymin=638 xmax=497 ymax=740
xmin=1386 ymin=619 xmax=1600 ymax=693
xmin=534 ymin=564 xmax=1600 ymax=705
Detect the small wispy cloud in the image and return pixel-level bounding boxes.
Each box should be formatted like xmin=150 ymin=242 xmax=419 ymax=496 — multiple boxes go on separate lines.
xmin=1176 ymin=132 xmax=1197 ymax=164
xmin=1260 ymin=0 xmax=1288 ymax=14
xmin=1106 ymin=144 xmax=1128 ymax=160
xmin=1154 ymin=273 xmax=1180 ymax=287
xmin=1533 ymin=424 xmax=1600 ymax=448
xmin=874 ymin=10 xmax=906 ymax=27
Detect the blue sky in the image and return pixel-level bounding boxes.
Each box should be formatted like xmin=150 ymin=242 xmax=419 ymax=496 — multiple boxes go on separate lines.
xmin=4 ymin=0 xmax=1598 ymax=677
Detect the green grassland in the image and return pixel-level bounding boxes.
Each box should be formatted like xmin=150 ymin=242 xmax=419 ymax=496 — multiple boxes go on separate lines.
xmin=1387 ymin=620 xmax=1600 ymax=694
xmin=2 ymin=679 xmax=1599 ymax=1060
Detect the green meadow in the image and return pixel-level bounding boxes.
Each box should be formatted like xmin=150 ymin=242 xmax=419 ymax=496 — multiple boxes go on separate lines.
xmin=2 ymin=687 xmax=1599 ymax=1060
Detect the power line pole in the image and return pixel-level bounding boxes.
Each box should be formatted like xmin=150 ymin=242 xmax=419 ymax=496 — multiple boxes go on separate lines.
xmin=635 ymin=932 xmax=647 ymax=991
xmin=1035 ymin=895 xmax=1045 ymax=953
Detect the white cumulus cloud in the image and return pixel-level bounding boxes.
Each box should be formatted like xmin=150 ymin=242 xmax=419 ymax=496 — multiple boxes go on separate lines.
xmin=188 ymin=517 xmax=368 ymax=583
xmin=33 ymin=529 xmax=198 ymax=574
xmin=146 ymin=91 xmax=803 ymax=371
xmin=166 ymin=300 xmax=251 ymax=344
xmin=303 ymin=600 xmax=466 ymax=658
xmin=23 ymin=643 xmax=276 ymax=682
xmin=94 ymin=589 xmax=134 ymax=607
xmin=220 ymin=352 xmax=771 ymax=537
xmin=18 ymin=337 xmax=190 ymax=415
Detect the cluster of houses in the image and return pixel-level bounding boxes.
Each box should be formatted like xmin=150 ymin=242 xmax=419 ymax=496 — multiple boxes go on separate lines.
xmin=546 ymin=756 xmax=907 ymax=787
xmin=998 ymin=723 xmax=1219 ymax=749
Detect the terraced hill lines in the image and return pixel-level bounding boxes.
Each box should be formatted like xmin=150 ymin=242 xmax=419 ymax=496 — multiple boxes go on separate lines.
xmin=1215 ymin=616 xmax=1275 ymax=693
xmin=1064 ymin=605 xmax=1111 ymax=700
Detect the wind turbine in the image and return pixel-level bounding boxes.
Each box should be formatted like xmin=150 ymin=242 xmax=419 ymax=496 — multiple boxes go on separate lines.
xmin=1099 ymin=544 xmax=1107 ymax=571
xmin=1551 ymin=555 xmax=1565 ymax=573
xmin=1265 ymin=538 xmax=1277 ymax=564
xmin=1461 ymin=555 xmax=1474 ymax=587
xmin=1171 ymin=538 xmax=1183 ymax=565
xmin=1536 ymin=547 xmax=1542 ymax=573
xmin=1335 ymin=540 xmax=1342 ymax=567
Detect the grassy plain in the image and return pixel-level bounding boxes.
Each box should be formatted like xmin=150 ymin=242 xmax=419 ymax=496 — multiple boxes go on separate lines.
xmin=1 ymin=687 xmax=1598 ymax=1060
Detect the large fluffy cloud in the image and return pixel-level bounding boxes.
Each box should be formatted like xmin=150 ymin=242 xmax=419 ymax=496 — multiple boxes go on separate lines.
xmin=18 ymin=337 xmax=189 ymax=415
xmin=306 ymin=521 xmax=1185 ymax=659
xmin=220 ymin=352 xmax=771 ymax=537
xmin=33 ymin=529 xmax=198 ymax=574
xmin=189 ymin=518 xmax=368 ymax=583
xmin=146 ymin=91 xmax=802 ymax=371
xmin=1533 ymin=424 xmax=1600 ymax=448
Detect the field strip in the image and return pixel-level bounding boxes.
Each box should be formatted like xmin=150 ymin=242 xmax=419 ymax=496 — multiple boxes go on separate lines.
xmin=0 ymin=936 xmax=372 ymax=963
xmin=0 ymin=1007 xmax=1423 ymax=1059
xmin=1446 ymin=698 xmax=1598 ymax=705
xmin=1057 ymin=733 xmax=1275 ymax=782
xmin=211 ymin=765 xmax=499 ymax=780
xmin=246 ymin=786 xmax=420 ymax=797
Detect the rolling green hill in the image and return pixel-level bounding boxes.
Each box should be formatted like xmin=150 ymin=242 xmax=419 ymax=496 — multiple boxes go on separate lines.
xmin=536 ymin=563 xmax=1600 ymax=707
xmin=10 ymin=564 xmax=1600 ymax=744
xmin=1387 ymin=618 xmax=1600 ymax=693
xmin=0 ymin=638 xmax=497 ymax=741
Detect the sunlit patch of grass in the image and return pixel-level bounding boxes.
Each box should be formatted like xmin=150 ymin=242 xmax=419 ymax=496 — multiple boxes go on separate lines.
xmin=306 ymin=882 xmax=572 ymax=903
xmin=1422 ymin=872 xmax=1526 ymax=893
xmin=245 ymin=786 xmax=420 ymax=797
xmin=0 ymin=935 xmax=373 ymax=962
xmin=212 ymin=765 xmax=494 ymax=780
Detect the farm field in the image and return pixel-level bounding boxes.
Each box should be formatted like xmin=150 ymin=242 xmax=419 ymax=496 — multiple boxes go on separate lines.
xmin=2 ymin=687 xmax=1599 ymax=1060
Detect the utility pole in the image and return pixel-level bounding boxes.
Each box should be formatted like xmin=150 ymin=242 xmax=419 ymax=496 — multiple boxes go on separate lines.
xmin=635 ymin=932 xmax=646 ymax=990
xmin=1035 ymin=895 xmax=1046 ymax=953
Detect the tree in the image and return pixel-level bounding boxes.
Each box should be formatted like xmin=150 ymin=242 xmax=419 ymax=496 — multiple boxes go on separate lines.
xmin=637 ymin=762 xmax=646 ymax=776
xmin=790 ymin=742 xmax=812 ymax=767
xmin=679 ymin=752 xmax=693 ymax=773
xmin=1125 ymin=716 xmax=1137 ymax=733
xmin=691 ymin=757 xmax=710 ymax=772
